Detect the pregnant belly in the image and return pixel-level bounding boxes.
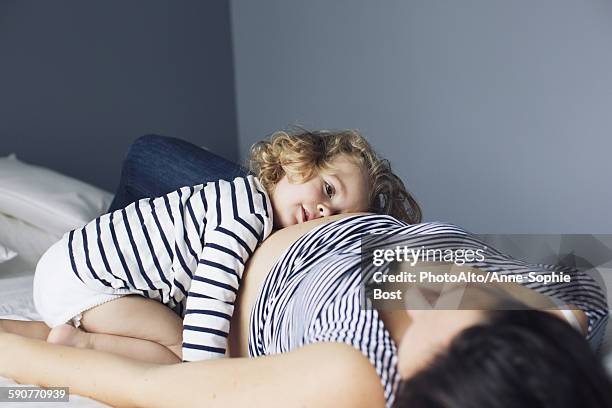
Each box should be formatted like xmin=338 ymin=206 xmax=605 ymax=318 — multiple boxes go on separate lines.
xmin=227 ymin=213 xmax=370 ymax=357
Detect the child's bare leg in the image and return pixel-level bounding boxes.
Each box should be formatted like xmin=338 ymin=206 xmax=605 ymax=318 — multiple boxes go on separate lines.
xmin=0 ymin=319 xmax=51 ymax=340
xmin=48 ymin=325 xmax=181 ymax=364
xmin=47 ymin=295 xmax=183 ymax=364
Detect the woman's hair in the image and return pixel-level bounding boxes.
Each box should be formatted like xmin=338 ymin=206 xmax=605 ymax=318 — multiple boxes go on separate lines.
xmin=248 ymin=128 xmax=422 ymax=224
xmin=394 ymin=310 xmax=612 ymax=408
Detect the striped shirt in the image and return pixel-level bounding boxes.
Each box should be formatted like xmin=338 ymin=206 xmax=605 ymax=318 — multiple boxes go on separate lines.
xmin=64 ymin=175 xmax=273 ymax=361
xmin=248 ymin=215 xmax=608 ymax=408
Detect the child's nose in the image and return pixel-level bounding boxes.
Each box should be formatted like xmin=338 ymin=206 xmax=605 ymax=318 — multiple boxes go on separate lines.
xmin=317 ymin=203 xmax=334 ymax=217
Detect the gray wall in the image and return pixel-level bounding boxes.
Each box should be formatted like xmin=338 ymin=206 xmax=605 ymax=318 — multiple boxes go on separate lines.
xmin=0 ymin=0 xmax=237 ymax=191
xmin=231 ymin=0 xmax=612 ymax=233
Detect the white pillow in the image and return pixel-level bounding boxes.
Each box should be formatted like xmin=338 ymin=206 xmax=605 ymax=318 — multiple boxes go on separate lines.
xmin=0 ymin=212 xmax=60 ymax=272
xmin=0 ymin=154 xmax=113 ymax=235
xmin=0 ymin=242 xmax=18 ymax=264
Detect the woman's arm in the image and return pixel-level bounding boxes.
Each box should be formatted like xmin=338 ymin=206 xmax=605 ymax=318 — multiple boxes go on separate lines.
xmin=143 ymin=342 xmax=385 ymax=408
xmin=0 ymin=333 xmax=385 ymax=408
xmin=0 ymin=333 xmax=149 ymax=406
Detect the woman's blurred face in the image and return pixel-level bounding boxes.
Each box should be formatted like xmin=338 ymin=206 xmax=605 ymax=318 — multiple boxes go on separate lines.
xmin=396 ymin=309 xmax=483 ymax=378
xmin=395 ymin=283 xmax=514 ymax=379
xmin=394 ymin=272 xmax=566 ymax=379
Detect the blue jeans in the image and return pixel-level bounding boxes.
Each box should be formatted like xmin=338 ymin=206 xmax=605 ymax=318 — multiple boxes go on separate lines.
xmin=108 ymin=135 xmax=249 ymax=211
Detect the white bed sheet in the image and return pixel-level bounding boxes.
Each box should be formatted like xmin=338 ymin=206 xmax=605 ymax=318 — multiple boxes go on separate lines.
xmin=0 ymin=271 xmax=109 ymax=407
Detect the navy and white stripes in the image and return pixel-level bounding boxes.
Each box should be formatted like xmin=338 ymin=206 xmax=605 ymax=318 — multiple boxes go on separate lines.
xmin=65 ymin=175 xmax=273 ymax=361
xmin=248 ymin=215 xmax=608 ymax=408
xmin=249 ymin=215 xmax=405 ymax=407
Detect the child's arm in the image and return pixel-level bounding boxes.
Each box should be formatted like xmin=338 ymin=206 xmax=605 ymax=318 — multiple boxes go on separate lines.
xmin=182 ymin=176 xmax=273 ymax=361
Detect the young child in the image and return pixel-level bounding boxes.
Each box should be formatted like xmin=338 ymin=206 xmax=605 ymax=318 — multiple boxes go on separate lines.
xmin=33 ymin=129 xmax=421 ymax=363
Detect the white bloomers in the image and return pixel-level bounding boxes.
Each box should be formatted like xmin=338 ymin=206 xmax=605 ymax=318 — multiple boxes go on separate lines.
xmin=33 ymin=240 xmax=129 ymax=328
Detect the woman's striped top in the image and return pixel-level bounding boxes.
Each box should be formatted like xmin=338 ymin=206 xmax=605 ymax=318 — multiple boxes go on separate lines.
xmin=63 ymin=175 xmax=273 ymax=362
xmin=248 ymin=215 xmax=608 ymax=408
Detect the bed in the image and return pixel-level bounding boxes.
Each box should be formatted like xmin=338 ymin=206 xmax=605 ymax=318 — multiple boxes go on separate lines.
xmin=1 ymin=154 xmax=611 ymax=407
xmin=0 ymin=273 xmax=110 ymax=407
xmin=0 ymin=154 xmax=112 ymax=407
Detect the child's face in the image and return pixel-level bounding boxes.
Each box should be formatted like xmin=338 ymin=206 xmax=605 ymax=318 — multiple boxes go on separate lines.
xmin=270 ymin=154 xmax=370 ymax=229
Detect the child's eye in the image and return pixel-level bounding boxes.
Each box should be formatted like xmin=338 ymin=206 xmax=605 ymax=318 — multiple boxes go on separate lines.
xmin=324 ymin=181 xmax=335 ymax=198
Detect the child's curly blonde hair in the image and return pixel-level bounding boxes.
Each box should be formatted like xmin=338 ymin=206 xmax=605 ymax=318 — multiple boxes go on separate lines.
xmin=248 ymin=128 xmax=422 ymax=224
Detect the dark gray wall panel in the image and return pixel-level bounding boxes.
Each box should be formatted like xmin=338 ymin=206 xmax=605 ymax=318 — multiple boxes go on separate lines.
xmin=0 ymin=0 xmax=238 ymax=191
